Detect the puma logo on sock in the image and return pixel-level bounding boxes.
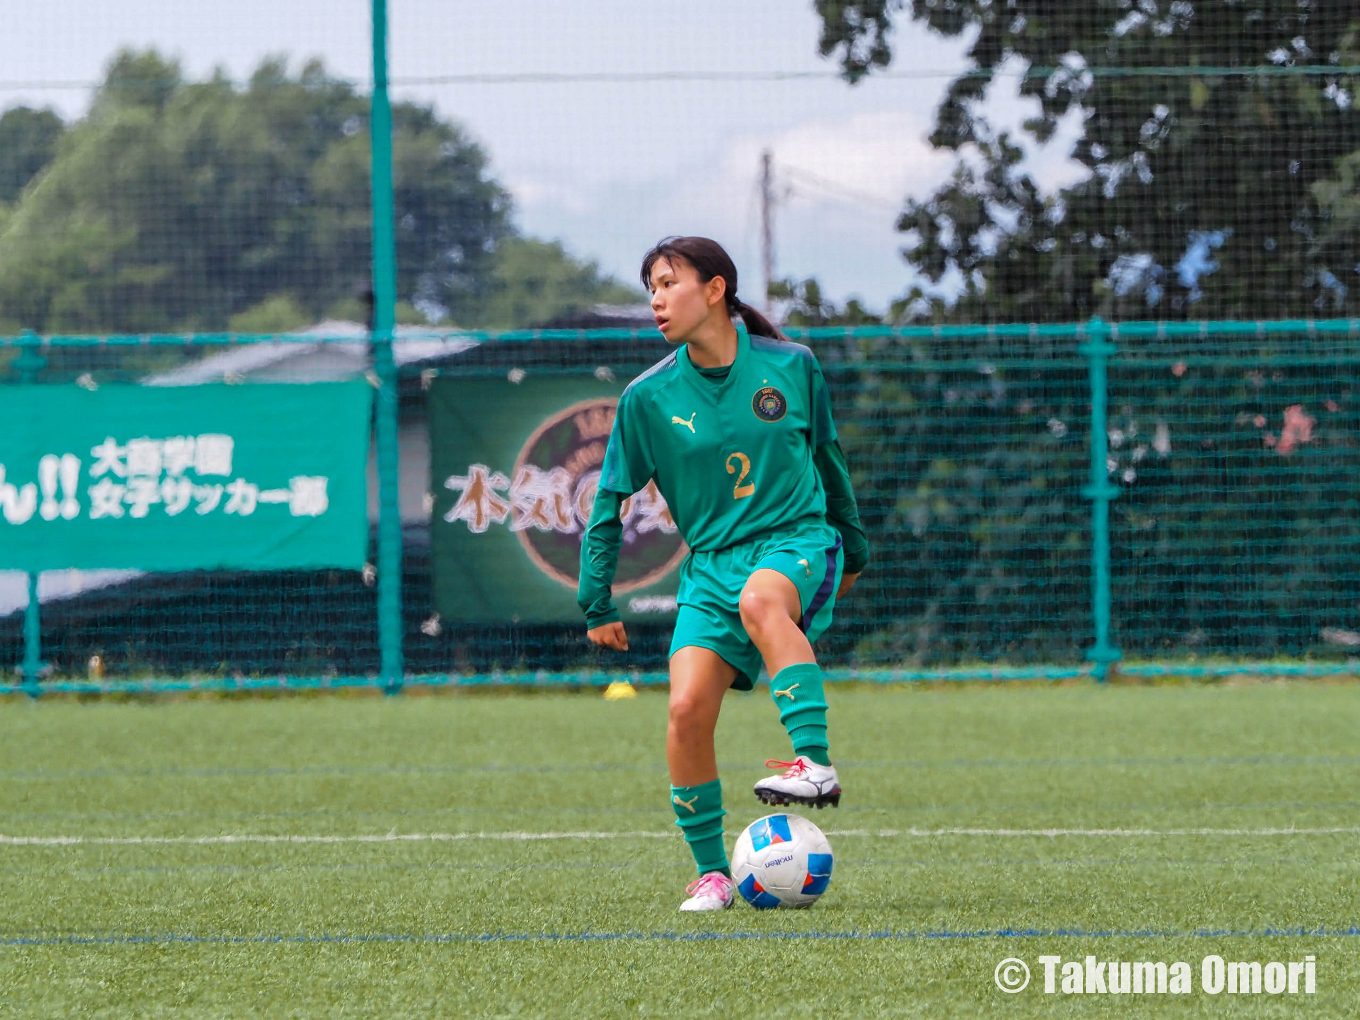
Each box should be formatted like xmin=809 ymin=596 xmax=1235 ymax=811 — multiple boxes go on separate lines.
xmin=672 ymin=793 xmax=699 ymax=813
xmin=773 ymin=683 xmax=801 ymax=700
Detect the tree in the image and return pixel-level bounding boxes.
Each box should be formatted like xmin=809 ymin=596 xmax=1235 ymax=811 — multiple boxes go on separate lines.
xmin=0 ymin=50 xmax=515 ymax=333
xmin=814 ymin=2 xmax=1360 ymax=321
xmin=465 ymin=238 xmax=641 ymax=328
xmin=0 ymin=107 xmax=65 ymax=204
xmin=769 ymin=276 xmax=884 ymax=326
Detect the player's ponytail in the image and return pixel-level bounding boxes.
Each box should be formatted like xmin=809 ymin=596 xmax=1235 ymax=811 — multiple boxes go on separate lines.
xmin=640 ymin=236 xmax=786 ymax=340
xmin=727 ymin=297 xmax=784 ymax=341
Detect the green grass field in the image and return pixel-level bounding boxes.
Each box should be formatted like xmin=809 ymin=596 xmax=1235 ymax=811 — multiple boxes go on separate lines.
xmin=0 ymin=682 xmax=1356 ymax=1018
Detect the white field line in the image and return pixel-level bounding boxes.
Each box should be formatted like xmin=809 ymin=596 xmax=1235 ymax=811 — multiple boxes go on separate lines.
xmin=0 ymin=826 xmax=1358 ymax=847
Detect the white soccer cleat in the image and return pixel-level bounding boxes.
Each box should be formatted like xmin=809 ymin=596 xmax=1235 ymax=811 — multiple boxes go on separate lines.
xmin=679 ymin=871 xmax=736 ymax=912
xmin=754 ymin=757 xmax=842 ymax=809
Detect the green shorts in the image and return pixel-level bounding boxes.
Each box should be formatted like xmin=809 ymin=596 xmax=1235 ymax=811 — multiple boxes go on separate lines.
xmin=669 ymin=519 xmax=844 ymax=691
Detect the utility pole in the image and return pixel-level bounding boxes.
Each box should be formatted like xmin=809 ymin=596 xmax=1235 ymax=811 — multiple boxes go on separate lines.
xmin=760 ymin=149 xmax=774 ymax=316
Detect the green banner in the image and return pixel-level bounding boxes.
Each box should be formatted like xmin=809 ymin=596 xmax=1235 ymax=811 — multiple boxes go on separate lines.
xmin=430 ymin=375 xmax=684 ymax=623
xmin=0 ymin=383 xmax=370 ymax=571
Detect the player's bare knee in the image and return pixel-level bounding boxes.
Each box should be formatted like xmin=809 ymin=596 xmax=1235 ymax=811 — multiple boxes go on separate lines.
xmin=738 ymin=587 xmax=779 ymax=637
xmin=667 ymin=694 xmax=713 ymax=744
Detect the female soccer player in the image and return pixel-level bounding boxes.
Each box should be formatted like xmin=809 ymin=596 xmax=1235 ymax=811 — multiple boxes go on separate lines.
xmin=577 ymin=236 xmax=868 ymax=912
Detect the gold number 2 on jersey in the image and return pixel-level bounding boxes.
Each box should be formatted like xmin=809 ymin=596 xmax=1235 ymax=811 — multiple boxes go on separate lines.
xmin=726 ymin=452 xmax=755 ymax=499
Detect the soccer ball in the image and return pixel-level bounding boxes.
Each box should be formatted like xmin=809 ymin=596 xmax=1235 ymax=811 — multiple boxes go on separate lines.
xmin=731 ymin=813 xmax=833 ymax=908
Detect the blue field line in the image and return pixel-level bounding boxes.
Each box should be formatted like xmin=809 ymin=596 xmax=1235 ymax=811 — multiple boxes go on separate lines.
xmin=2 ymin=927 xmax=1358 ymax=947
xmin=3 ymin=752 xmax=1358 ymax=783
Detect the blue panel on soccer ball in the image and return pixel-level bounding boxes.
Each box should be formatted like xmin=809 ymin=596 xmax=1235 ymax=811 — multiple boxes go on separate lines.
xmin=802 ymin=852 xmax=833 ymax=896
xmin=738 ymin=873 xmax=782 ymax=909
xmin=749 ymin=814 xmax=793 ymax=853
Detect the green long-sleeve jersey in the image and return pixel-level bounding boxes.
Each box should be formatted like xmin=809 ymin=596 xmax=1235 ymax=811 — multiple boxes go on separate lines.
xmin=577 ymin=332 xmax=868 ymax=627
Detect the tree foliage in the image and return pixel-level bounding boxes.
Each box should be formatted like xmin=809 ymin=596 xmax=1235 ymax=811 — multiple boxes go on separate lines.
xmin=0 ymin=106 xmax=66 ymax=204
xmin=815 ymin=2 xmax=1360 ymax=321
xmin=769 ymin=276 xmax=887 ymax=327
xmin=466 ymin=238 xmax=640 ymax=329
xmin=0 ymin=50 xmax=634 ymax=334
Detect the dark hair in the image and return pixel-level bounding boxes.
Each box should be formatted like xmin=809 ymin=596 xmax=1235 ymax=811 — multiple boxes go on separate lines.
xmin=640 ymin=236 xmax=784 ymax=340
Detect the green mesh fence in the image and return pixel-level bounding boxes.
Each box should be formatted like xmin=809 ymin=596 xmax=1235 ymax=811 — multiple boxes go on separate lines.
xmin=3 ymin=321 xmax=1359 ymax=692
xmin=399 ymin=325 xmax=1096 ymax=684
xmin=1108 ymin=322 xmax=1360 ymax=671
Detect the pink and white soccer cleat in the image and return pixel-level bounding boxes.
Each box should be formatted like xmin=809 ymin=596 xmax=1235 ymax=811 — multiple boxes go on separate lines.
xmin=753 ymin=756 xmax=841 ymax=808
xmin=679 ymin=871 xmax=736 ymax=912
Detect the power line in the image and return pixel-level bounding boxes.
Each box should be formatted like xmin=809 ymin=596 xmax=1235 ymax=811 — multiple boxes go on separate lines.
xmin=2 ymin=63 xmax=1356 ymax=92
xmin=782 ymin=166 xmax=903 ymax=214
xmin=399 ymin=64 xmax=1360 ymax=84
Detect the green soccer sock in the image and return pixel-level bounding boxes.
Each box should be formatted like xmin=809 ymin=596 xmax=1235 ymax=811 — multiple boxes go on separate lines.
xmin=770 ymin=662 xmax=831 ymax=766
xmin=669 ymin=778 xmax=730 ymax=877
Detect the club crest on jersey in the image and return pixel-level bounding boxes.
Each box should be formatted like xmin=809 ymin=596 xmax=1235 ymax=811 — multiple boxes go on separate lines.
xmin=751 ymin=386 xmax=787 ymax=422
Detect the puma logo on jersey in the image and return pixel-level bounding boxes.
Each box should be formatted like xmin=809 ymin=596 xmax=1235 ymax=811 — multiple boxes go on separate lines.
xmin=671 ymin=412 xmax=697 ymax=433
xmin=797 ymin=558 xmax=811 ymax=578
xmin=773 ymin=683 xmax=801 ymax=700
xmin=672 ymin=793 xmax=699 ymax=813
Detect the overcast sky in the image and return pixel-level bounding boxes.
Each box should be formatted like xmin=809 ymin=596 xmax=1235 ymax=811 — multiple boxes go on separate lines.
xmin=1 ymin=0 xmax=1086 ymax=311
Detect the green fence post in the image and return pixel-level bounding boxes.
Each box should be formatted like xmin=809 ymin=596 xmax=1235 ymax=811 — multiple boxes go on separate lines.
xmin=15 ymin=332 xmax=47 ymax=697
xmin=23 ymin=573 xmax=42 ymax=697
xmin=371 ymin=0 xmax=404 ymax=693
xmin=1079 ymin=318 xmax=1122 ymax=682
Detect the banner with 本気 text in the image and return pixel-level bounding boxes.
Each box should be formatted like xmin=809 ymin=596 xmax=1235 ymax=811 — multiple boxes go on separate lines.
xmin=0 ymin=382 xmax=370 ymax=571
xmin=429 ymin=374 xmax=685 ymax=623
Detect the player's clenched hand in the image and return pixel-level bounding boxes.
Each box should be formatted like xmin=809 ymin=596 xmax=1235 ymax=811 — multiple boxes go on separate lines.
xmin=587 ymin=621 xmax=629 ymax=651
xmin=836 ymin=571 xmax=860 ymax=599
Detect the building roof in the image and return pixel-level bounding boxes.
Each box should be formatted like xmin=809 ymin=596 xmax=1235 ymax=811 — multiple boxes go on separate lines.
xmin=144 ymin=321 xmax=480 ymax=385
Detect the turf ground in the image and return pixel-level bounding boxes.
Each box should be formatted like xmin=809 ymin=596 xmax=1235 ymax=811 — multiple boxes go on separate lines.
xmin=0 ymin=682 xmax=1356 ymax=1018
